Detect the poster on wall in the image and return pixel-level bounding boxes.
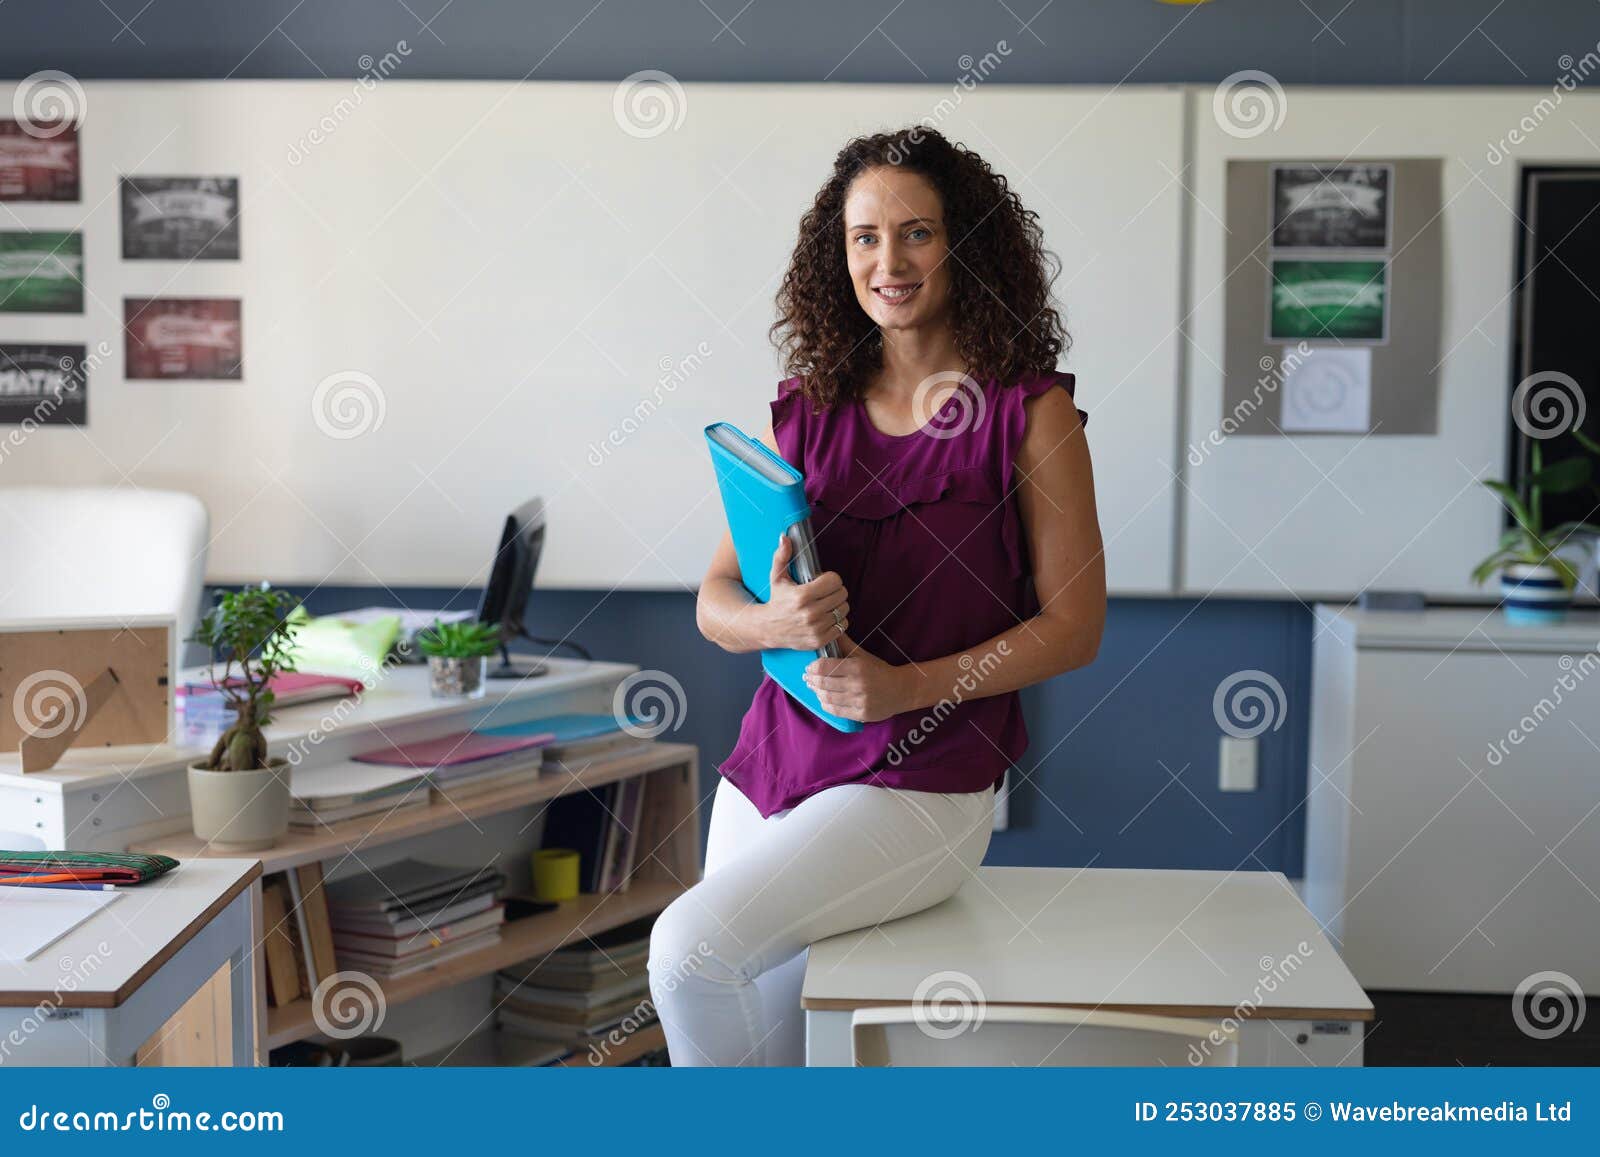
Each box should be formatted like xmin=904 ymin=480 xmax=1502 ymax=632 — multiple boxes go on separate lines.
xmin=124 ymin=297 xmax=243 ymax=380
xmin=121 ymin=177 xmax=241 ymax=260
xmin=1270 ymin=163 xmax=1391 ymax=249
xmin=0 ymin=343 xmax=87 ymax=425
xmin=1280 ymin=347 xmax=1372 ymax=433
xmin=0 ymin=121 xmax=80 ymax=202
xmin=1268 ymin=258 xmax=1389 ymax=343
xmin=0 ymin=231 xmax=85 ymax=313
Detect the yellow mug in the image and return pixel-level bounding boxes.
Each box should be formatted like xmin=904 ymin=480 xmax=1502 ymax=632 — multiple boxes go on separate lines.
xmin=532 ymin=848 xmax=580 ymax=901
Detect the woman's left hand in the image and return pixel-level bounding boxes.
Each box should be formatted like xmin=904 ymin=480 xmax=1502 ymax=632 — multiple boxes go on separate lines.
xmin=803 ymin=635 xmax=921 ymax=723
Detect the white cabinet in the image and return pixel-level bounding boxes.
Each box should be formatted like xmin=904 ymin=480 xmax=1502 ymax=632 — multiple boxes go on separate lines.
xmin=1305 ymin=605 xmax=1600 ymax=993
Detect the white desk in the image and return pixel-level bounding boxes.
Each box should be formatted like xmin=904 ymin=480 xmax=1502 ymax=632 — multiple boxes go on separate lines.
xmin=0 ymin=658 xmax=638 ymax=852
xmin=0 ymin=858 xmax=261 ymax=1066
xmin=802 ymin=866 xmax=1373 ymax=1066
xmin=1306 ymin=605 xmax=1600 ymax=993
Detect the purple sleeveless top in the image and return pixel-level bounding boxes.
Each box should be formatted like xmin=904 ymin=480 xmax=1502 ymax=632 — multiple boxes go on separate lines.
xmin=719 ymin=369 xmax=1088 ymax=817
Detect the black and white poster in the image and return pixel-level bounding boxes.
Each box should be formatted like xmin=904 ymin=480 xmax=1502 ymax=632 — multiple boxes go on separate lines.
xmin=0 ymin=343 xmax=87 ymax=425
xmin=1270 ymin=163 xmax=1392 ymax=250
xmin=120 ymin=176 xmax=241 ymax=260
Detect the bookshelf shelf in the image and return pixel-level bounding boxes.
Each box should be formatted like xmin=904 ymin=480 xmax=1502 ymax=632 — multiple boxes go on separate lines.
xmin=265 ymin=881 xmax=684 ymax=1050
xmin=133 ymin=742 xmax=698 ymax=876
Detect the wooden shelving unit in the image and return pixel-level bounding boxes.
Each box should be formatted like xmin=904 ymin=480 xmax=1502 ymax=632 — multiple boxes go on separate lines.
xmin=265 ymin=882 xmax=681 ymax=1050
xmin=134 ymin=742 xmax=698 ymax=876
xmin=134 ymin=740 xmax=702 ymax=1057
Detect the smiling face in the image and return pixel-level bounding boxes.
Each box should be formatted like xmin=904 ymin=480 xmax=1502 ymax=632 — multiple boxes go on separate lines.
xmin=843 ymin=165 xmax=953 ymax=334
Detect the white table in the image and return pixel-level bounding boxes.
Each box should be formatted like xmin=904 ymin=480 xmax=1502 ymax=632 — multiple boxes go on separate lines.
xmin=0 ymin=858 xmax=262 ymax=1066
xmin=802 ymin=866 xmax=1373 ymax=1066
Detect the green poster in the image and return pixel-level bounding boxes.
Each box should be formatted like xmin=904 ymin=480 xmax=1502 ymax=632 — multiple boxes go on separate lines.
xmin=1269 ymin=258 xmax=1386 ymax=342
xmin=0 ymin=231 xmax=85 ymax=313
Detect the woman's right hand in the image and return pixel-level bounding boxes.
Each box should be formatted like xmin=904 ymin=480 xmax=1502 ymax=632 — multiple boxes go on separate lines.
xmin=761 ymin=534 xmax=849 ymax=651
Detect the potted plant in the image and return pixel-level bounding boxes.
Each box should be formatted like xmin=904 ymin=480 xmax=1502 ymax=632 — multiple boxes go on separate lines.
xmin=1474 ymin=437 xmax=1600 ymax=624
xmin=185 ymin=583 xmax=302 ymax=850
xmin=417 ymin=618 xmax=500 ymax=698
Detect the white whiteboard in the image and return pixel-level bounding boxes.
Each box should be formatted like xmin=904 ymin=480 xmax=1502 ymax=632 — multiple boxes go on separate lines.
xmin=0 ymin=80 xmax=1184 ymax=593
xmin=1181 ymin=87 xmax=1600 ymax=599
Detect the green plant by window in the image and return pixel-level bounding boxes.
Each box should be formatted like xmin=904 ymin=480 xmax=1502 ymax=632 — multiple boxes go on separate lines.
xmin=417 ymin=618 xmax=501 ymax=659
xmin=1473 ymin=432 xmax=1600 ymax=590
xmin=188 ymin=583 xmax=302 ymax=771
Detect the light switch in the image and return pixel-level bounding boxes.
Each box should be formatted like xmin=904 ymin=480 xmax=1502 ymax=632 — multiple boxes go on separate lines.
xmin=1219 ymin=735 xmax=1258 ymax=792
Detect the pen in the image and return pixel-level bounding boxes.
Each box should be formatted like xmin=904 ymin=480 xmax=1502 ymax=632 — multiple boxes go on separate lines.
xmin=0 ymin=880 xmax=117 ymax=891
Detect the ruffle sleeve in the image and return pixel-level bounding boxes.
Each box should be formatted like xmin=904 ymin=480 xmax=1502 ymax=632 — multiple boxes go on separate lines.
xmin=768 ymin=376 xmax=807 ymax=468
xmin=995 ymin=371 xmax=1086 ymax=579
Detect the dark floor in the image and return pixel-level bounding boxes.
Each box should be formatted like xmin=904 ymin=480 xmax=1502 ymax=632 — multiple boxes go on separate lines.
xmin=1364 ymin=991 xmax=1597 ymax=1066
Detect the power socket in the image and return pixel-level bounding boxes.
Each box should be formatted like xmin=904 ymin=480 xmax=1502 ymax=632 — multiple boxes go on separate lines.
xmin=1219 ymin=735 xmax=1258 ymax=792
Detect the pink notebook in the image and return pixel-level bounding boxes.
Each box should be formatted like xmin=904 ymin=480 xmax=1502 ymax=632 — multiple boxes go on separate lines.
xmin=178 ymin=672 xmax=365 ymax=706
xmin=352 ymin=731 xmax=552 ymax=768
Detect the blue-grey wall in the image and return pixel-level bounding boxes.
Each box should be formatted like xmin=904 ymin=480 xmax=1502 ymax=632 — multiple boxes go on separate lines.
xmin=13 ymin=0 xmax=1570 ymax=874
xmin=2 ymin=0 xmax=1593 ymax=85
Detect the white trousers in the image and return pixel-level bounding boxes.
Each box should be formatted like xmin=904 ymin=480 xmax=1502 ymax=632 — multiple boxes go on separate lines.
xmin=647 ymin=774 xmax=995 ymax=1066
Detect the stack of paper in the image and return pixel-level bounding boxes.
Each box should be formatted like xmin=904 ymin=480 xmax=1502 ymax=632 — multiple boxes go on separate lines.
xmin=352 ymin=731 xmax=553 ymax=804
xmin=495 ymin=915 xmax=654 ymax=1044
xmin=325 ymin=859 xmax=507 ymax=978
xmin=289 ymin=761 xmax=430 ymax=828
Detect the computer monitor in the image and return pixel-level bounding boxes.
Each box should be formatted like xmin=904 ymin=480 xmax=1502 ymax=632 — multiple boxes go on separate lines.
xmin=477 ymin=498 xmax=549 ymax=679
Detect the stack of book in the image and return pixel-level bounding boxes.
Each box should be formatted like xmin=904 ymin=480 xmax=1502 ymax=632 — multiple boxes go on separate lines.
xmin=495 ymin=916 xmax=655 ymax=1046
xmin=352 ymin=731 xmax=552 ymax=805
xmin=478 ymin=713 xmax=653 ymax=770
xmin=261 ymin=862 xmax=339 ymax=1009
xmin=289 ymin=761 xmax=430 ymax=829
xmin=325 ymin=859 xmax=507 ymax=979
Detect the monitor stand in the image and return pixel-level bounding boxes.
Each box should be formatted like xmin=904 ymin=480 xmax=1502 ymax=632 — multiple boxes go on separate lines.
xmin=487 ymin=637 xmax=549 ymax=680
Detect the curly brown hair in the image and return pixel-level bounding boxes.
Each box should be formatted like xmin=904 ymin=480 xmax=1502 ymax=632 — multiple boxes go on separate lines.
xmin=769 ymin=126 xmax=1069 ymax=410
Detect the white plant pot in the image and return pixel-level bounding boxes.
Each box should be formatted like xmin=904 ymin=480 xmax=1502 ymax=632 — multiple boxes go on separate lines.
xmin=1499 ymin=562 xmax=1573 ymax=625
xmin=187 ymin=758 xmax=291 ymax=851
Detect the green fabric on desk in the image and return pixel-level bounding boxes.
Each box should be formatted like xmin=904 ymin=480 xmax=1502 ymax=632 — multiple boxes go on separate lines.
xmin=0 ymin=850 xmax=179 ymax=884
xmin=284 ymin=606 xmax=401 ymax=679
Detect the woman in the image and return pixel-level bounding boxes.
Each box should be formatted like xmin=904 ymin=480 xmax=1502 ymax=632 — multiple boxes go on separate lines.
xmin=647 ymin=126 xmax=1105 ymax=1066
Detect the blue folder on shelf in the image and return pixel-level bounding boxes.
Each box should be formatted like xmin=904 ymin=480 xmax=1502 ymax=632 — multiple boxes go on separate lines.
xmin=705 ymin=422 xmax=862 ymax=734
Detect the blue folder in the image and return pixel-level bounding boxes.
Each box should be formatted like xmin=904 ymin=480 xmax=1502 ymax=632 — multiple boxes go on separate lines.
xmin=478 ymin=713 xmax=636 ymax=742
xmin=705 ymin=422 xmax=862 ymax=733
